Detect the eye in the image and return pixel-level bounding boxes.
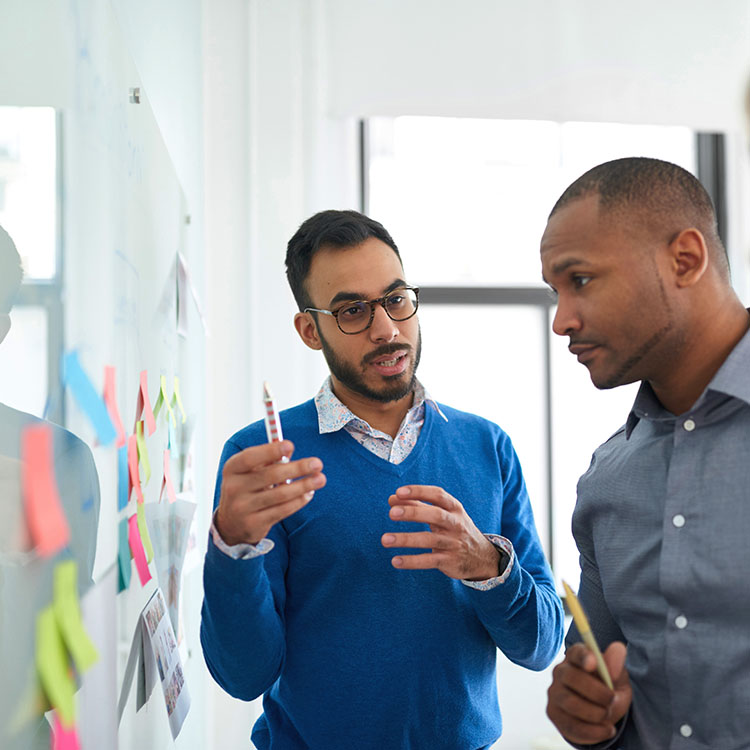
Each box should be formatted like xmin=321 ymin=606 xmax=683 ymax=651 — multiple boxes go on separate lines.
xmin=572 ymin=275 xmax=591 ymax=289
xmin=385 ymin=293 xmax=406 ymax=309
xmin=339 ymin=302 xmax=368 ymax=320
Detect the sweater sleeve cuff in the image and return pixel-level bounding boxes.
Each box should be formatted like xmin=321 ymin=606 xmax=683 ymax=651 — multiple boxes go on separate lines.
xmin=461 ymin=534 xmax=515 ymax=591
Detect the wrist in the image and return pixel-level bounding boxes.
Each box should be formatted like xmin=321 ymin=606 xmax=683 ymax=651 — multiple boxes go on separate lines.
xmin=465 ymin=541 xmax=502 ymax=581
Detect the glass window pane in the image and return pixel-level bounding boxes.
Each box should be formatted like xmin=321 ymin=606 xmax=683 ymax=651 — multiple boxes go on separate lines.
xmin=0 ymin=305 xmax=48 ymax=418
xmin=550 ymin=331 xmax=638 ymax=586
xmin=417 ymin=304 xmax=549 ymax=555
xmin=0 ymin=107 xmax=58 ymax=280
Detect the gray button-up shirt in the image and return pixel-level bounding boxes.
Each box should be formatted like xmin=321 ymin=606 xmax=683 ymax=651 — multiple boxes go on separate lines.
xmin=567 ymin=323 xmax=750 ymax=750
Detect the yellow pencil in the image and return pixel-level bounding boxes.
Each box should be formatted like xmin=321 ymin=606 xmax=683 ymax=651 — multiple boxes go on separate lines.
xmin=562 ymin=580 xmax=614 ymax=690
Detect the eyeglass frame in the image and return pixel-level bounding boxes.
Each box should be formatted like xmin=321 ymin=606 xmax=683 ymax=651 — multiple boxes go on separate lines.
xmin=303 ymin=286 xmax=420 ymax=335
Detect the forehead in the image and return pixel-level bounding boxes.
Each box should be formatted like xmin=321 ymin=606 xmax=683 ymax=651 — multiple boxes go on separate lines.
xmin=306 ymin=237 xmax=404 ymax=303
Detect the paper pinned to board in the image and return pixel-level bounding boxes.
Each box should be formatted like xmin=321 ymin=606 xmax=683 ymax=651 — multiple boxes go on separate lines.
xmin=21 ymin=424 xmax=70 ymax=557
xmin=136 ymin=501 xmax=154 ymax=564
xmin=127 ymin=435 xmax=143 ymax=504
xmin=152 ymin=374 xmax=177 ymax=428
xmin=102 ymin=365 xmax=127 ymax=448
xmin=176 ymin=252 xmax=208 ymax=337
xmin=171 ymin=376 xmax=187 ymax=425
xmin=159 ymin=449 xmax=177 ymax=504
xmin=52 ymin=712 xmax=81 ymax=750
xmin=117 ymin=518 xmax=132 ymax=592
xmin=36 ymin=606 xmax=76 ymax=729
xmin=53 ymin=560 xmax=99 ymax=674
xmin=117 ymin=444 xmax=129 ymax=511
xmin=134 ymin=370 xmax=157 ymax=436
xmin=135 ymin=421 xmax=151 ymax=485
xmin=127 ymin=515 xmax=151 ymax=586
xmin=62 ymin=352 xmax=116 ymax=446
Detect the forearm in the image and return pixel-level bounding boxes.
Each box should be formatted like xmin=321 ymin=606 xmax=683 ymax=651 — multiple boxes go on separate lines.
xmin=200 ymin=537 xmax=286 ymax=700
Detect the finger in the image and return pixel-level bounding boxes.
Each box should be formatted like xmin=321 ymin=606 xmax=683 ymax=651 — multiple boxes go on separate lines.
xmin=565 ymin=642 xmax=599 ymax=674
xmin=225 ymin=440 xmax=295 ymax=473
xmin=393 ymin=485 xmax=459 ymax=511
xmin=603 ymin=642 xmax=628 ymax=682
xmin=557 ymin=650 xmax=615 ymax=708
xmin=227 ymin=471 xmax=326 ymax=513
xmin=262 ymin=456 xmax=323 ymax=487
xmin=381 ymin=531 xmax=452 ymax=550
xmin=244 ymin=487 xmax=318 ymax=534
xmin=390 ymin=551 xmax=443 ymax=570
xmin=389 ymin=501 xmax=456 ymax=529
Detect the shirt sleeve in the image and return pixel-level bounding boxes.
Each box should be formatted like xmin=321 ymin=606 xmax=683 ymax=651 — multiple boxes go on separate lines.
xmin=200 ymin=439 xmax=289 ymax=701
xmin=209 ymin=509 xmax=275 ymax=560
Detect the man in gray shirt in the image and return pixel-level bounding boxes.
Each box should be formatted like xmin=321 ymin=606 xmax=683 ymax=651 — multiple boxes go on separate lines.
xmin=542 ymin=157 xmax=750 ymax=749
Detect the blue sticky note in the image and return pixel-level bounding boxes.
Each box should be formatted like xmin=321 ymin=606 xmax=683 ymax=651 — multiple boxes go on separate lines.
xmin=62 ymin=351 xmax=117 ymax=446
xmin=117 ymin=444 xmax=129 ymax=511
xmin=168 ymin=418 xmax=178 ymax=458
xmin=118 ymin=518 xmax=131 ymax=592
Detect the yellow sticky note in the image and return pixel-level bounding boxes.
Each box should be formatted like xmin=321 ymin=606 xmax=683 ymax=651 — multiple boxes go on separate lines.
xmin=137 ymin=500 xmax=154 ymax=564
xmin=160 ymin=375 xmax=177 ymax=427
xmin=171 ymin=376 xmax=187 ymax=424
xmin=36 ymin=605 xmax=76 ymax=728
xmin=136 ymin=420 xmax=151 ymax=485
xmin=54 ymin=560 xmax=99 ymax=673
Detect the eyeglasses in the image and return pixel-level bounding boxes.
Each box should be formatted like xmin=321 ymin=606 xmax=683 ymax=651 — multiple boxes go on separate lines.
xmin=304 ymin=286 xmax=420 ymax=334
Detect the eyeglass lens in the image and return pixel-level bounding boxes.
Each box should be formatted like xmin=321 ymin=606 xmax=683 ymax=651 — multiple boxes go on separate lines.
xmin=337 ymin=288 xmax=418 ymax=333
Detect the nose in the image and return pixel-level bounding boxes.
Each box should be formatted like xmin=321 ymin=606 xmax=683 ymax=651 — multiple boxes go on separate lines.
xmin=368 ymin=302 xmax=400 ymax=343
xmin=551 ymin=295 xmax=582 ymax=337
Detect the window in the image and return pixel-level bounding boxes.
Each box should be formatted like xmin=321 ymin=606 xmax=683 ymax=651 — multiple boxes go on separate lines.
xmin=0 ymin=106 xmax=62 ymax=420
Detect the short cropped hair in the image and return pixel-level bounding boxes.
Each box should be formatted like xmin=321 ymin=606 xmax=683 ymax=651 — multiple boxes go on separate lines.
xmin=285 ymin=210 xmax=402 ymax=310
xmin=0 ymin=225 xmax=23 ymax=313
xmin=550 ymin=157 xmax=727 ymax=272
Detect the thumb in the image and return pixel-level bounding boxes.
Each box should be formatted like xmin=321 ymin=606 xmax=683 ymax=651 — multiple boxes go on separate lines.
xmin=603 ymin=641 xmax=627 ymax=682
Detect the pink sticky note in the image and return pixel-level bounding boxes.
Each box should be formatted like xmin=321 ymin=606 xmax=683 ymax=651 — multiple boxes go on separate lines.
xmin=160 ymin=449 xmax=177 ymax=503
xmin=127 ymin=435 xmax=144 ymax=504
xmin=135 ymin=371 xmax=157 ymax=436
xmin=128 ymin=514 xmax=152 ymax=586
xmin=21 ymin=424 xmax=70 ymax=557
xmin=52 ymin=713 xmax=81 ymax=749
xmin=103 ymin=366 xmax=126 ymax=448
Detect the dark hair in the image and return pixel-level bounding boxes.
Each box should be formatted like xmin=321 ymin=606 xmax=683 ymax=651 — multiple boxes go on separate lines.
xmin=285 ymin=209 xmax=402 ymax=310
xmin=550 ymin=156 xmax=727 ymax=271
xmin=0 ymin=225 xmax=23 ymax=313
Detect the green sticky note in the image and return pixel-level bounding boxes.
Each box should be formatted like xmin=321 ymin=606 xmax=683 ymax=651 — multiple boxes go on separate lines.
xmin=118 ymin=517 xmax=132 ymax=592
xmin=136 ymin=420 xmax=151 ymax=485
xmin=36 ymin=605 xmax=76 ymax=728
xmin=53 ymin=560 xmax=99 ymax=673
xmin=137 ymin=501 xmax=154 ymax=564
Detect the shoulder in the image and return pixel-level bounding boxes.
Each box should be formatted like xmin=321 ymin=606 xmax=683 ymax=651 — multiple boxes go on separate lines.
xmin=434 ymin=401 xmax=509 ymax=442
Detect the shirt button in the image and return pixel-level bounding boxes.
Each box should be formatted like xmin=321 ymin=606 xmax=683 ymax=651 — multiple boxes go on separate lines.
xmin=672 ymin=514 xmax=686 ymax=528
xmin=675 ymin=615 xmax=688 ymax=629
xmin=680 ymin=723 xmax=693 ymax=737
xmin=683 ymin=418 xmax=696 ymax=431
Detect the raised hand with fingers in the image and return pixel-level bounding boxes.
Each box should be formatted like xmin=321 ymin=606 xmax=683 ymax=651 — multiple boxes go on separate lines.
xmin=381 ymin=484 xmax=502 ymax=581
xmin=546 ymin=641 xmax=632 ymax=745
xmin=214 ymin=439 xmax=327 ymax=546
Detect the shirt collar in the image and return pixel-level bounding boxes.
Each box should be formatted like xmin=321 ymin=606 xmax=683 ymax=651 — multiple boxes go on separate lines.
xmin=314 ymin=376 xmax=447 ymax=435
xmin=625 ymin=316 xmax=750 ymax=438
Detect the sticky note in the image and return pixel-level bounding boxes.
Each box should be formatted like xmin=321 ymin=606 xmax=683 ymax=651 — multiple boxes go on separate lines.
xmin=62 ymin=352 xmax=116 ymax=446
xmin=102 ymin=365 xmax=126 ymax=448
xmin=171 ymin=376 xmax=187 ymax=424
xmin=128 ymin=435 xmax=143 ymax=504
xmin=53 ymin=560 xmax=99 ymax=674
xmin=167 ymin=417 xmax=178 ymax=457
xmin=128 ymin=515 xmax=151 ymax=586
xmin=21 ymin=424 xmax=70 ymax=557
xmin=118 ymin=518 xmax=131 ymax=592
xmin=135 ymin=371 xmax=157 ymax=436
xmin=137 ymin=501 xmax=154 ymax=564
xmin=153 ymin=374 xmax=177 ymax=427
xmin=135 ymin=421 xmax=151 ymax=485
xmin=160 ymin=449 xmax=177 ymax=503
xmin=36 ymin=605 xmax=76 ymax=728
xmin=117 ymin=444 xmax=129 ymax=511
xmin=52 ymin=713 xmax=81 ymax=750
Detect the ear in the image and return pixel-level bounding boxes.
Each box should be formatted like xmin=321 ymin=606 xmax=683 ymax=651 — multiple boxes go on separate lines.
xmin=0 ymin=314 xmax=10 ymax=344
xmin=294 ymin=311 xmax=323 ymax=351
xmin=668 ymin=228 xmax=708 ymax=288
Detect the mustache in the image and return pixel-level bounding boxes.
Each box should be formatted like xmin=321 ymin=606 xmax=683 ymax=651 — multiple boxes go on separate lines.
xmin=363 ymin=343 xmax=411 ymax=365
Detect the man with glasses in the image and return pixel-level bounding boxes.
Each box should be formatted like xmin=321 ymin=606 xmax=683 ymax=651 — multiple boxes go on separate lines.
xmin=201 ymin=209 xmax=563 ymax=749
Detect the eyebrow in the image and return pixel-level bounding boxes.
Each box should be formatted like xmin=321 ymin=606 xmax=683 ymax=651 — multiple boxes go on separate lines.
xmin=328 ymin=279 xmax=407 ymax=308
xmin=549 ymin=257 xmax=590 ymax=276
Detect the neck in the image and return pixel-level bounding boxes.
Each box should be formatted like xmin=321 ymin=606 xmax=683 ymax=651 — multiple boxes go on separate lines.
xmin=650 ymin=300 xmax=749 ymax=415
xmin=330 ymin=378 xmax=415 ymax=438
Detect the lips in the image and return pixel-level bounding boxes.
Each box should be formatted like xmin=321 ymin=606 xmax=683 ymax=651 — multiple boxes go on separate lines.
xmin=569 ymin=342 xmax=601 ymax=364
xmin=368 ymin=349 xmax=409 ymax=375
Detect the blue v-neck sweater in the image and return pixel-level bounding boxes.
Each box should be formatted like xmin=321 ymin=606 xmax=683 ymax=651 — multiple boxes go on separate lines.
xmin=201 ymin=400 xmax=563 ymax=749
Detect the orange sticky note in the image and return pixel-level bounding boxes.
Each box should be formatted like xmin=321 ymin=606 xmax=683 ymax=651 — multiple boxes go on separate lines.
xmin=21 ymin=424 xmax=70 ymax=557
xmin=127 ymin=435 xmax=143 ymax=504
xmin=103 ymin=366 xmax=126 ymax=448
xmin=52 ymin=712 xmax=81 ymax=750
xmin=135 ymin=370 xmax=157 ymax=436
xmin=128 ymin=515 xmax=151 ymax=586
xmin=160 ymin=449 xmax=177 ymax=503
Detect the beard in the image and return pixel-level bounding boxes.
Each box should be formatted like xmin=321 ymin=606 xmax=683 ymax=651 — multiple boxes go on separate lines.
xmin=318 ymin=325 xmax=422 ymax=403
